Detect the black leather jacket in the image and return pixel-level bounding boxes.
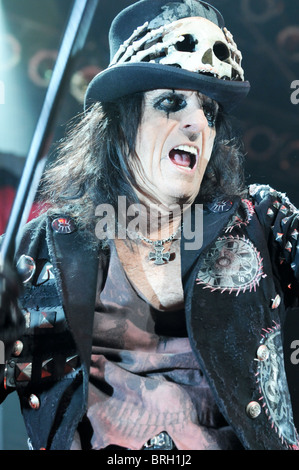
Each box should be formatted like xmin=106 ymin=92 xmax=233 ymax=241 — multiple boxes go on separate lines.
xmin=1 ymin=184 xmax=299 ymax=450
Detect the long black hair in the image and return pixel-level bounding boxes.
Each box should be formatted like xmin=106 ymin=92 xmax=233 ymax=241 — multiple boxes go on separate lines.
xmin=40 ymin=91 xmax=246 ymax=233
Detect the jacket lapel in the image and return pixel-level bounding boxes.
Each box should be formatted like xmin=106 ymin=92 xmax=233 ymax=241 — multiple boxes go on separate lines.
xmin=183 ymin=200 xmax=297 ymax=450
xmin=45 ymin=217 xmax=102 ymax=370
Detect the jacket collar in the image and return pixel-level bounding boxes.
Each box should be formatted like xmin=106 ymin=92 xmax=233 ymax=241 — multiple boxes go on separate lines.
xmin=45 ymin=217 xmax=102 ymax=370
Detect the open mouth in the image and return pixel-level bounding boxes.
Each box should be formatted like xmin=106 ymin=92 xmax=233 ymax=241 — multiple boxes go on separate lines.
xmin=169 ymin=145 xmax=198 ymax=171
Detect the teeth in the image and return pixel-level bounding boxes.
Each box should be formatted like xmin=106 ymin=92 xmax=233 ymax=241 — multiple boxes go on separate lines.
xmin=173 ymin=145 xmax=198 ymax=156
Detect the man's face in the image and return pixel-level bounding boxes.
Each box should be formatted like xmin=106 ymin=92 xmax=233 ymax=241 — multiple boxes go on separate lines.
xmin=131 ymin=89 xmax=218 ymax=209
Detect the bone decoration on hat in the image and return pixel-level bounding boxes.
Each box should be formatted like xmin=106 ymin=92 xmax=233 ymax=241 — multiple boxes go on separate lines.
xmin=110 ymin=17 xmax=244 ymax=81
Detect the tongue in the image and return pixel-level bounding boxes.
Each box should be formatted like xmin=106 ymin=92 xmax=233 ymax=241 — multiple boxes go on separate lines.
xmin=170 ymin=150 xmax=192 ymax=168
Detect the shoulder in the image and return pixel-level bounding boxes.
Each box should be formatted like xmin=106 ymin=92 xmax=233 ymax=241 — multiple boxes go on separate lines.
xmin=248 ymin=184 xmax=298 ymax=212
xmin=11 ymin=212 xmax=50 ymax=262
xmin=21 ymin=212 xmax=49 ymax=236
xmin=0 ymin=213 xmax=48 ymax=252
xmin=247 ymin=184 xmax=299 ymax=238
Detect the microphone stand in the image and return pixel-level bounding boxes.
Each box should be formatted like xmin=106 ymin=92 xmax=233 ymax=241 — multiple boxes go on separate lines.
xmin=0 ymin=0 xmax=98 ymax=267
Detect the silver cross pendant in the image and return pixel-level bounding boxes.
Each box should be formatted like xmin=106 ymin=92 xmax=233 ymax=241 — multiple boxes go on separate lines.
xmin=148 ymin=241 xmax=171 ymax=265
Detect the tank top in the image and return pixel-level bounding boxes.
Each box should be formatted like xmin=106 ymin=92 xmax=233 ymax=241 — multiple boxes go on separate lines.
xmin=71 ymin=243 xmax=243 ymax=450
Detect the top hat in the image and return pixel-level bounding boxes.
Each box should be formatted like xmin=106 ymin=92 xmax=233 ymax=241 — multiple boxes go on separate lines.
xmin=84 ymin=0 xmax=250 ymax=112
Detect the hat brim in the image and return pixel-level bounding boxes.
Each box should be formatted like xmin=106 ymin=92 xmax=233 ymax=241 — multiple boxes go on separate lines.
xmin=84 ymin=62 xmax=250 ymax=113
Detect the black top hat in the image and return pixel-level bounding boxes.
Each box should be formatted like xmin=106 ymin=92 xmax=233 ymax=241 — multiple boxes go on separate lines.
xmin=84 ymin=0 xmax=250 ymax=112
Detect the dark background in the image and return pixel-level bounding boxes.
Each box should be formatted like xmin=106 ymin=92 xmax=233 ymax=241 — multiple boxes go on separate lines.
xmin=0 ymin=0 xmax=298 ymax=450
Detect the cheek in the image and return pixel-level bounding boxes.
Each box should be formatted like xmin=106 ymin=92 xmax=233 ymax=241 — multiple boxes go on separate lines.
xmin=135 ymin=126 xmax=150 ymax=161
xmin=135 ymin=121 xmax=167 ymax=164
xmin=133 ymin=128 xmax=159 ymax=180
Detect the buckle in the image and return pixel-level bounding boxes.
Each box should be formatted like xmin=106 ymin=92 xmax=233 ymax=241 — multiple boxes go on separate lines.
xmin=143 ymin=431 xmax=174 ymax=450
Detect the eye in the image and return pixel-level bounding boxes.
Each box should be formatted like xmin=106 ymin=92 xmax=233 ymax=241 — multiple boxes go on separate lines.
xmin=203 ymin=102 xmax=218 ymax=127
xmin=153 ymin=93 xmax=187 ymax=114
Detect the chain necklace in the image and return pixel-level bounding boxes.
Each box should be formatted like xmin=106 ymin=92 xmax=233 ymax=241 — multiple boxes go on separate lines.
xmin=127 ymin=224 xmax=182 ymax=265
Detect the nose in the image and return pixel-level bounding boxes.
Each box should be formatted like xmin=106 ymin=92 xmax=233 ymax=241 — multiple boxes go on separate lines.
xmin=179 ymin=108 xmax=208 ymax=141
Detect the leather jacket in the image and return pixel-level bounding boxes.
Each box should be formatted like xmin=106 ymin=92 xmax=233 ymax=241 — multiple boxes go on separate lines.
xmin=1 ymin=184 xmax=299 ymax=450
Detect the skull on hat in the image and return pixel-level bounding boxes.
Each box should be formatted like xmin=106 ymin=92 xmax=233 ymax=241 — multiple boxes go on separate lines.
xmin=110 ymin=17 xmax=244 ymax=82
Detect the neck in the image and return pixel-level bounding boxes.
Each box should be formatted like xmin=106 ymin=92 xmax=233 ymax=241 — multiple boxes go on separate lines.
xmin=124 ymin=201 xmax=183 ymax=242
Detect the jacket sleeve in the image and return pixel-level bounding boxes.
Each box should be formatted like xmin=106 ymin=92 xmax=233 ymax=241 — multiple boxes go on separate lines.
xmin=249 ymin=184 xmax=299 ymax=284
xmin=0 ymin=227 xmax=33 ymax=399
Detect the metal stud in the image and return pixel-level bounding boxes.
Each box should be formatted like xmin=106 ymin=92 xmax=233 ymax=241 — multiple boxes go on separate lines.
xmin=64 ymin=355 xmax=79 ymax=374
xmin=15 ymin=363 xmax=32 ymax=382
xmin=16 ymin=255 xmax=36 ymax=284
xmin=275 ymin=233 xmax=283 ymax=242
xmin=51 ymin=217 xmax=76 ymax=234
xmin=28 ymin=394 xmax=40 ymax=410
xmin=36 ymin=262 xmax=55 ymax=285
xmin=291 ymin=230 xmax=299 ymax=240
xmin=246 ymin=401 xmax=261 ymax=419
xmin=38 ymin=311 xmax=56 ymax=329
xmin=267 ymin=208 xmax=274 ymax=217
xmin=41 ymin=358 xmax=54 ymax=379
xmin=285 ymin=241 xmax=292 ymax=253
xmin=12 ymin=340 xmax=23 ymax=357
xmin=271 ymin=294 xmax=281 ymax=309
xmin=280 ymin=205 xmax=288 ymax=215
xmin=256 ymin=345 xmax=269 ymax=362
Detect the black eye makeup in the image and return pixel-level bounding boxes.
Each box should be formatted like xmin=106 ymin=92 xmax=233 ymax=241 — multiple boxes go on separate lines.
xmin=203 ymin=102 xmax=218 ymax=127
xmin=152 ymin=92 xmax=187 ymax=115
xmin=202 ymin=99 xmax=218 ymax=128
xmin=150 ymin=90 xmax=218 ymax=127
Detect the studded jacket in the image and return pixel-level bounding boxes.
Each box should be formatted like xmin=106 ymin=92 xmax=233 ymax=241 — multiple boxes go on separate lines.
xmin=0 ymin=184 xmax=299 ymax=450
